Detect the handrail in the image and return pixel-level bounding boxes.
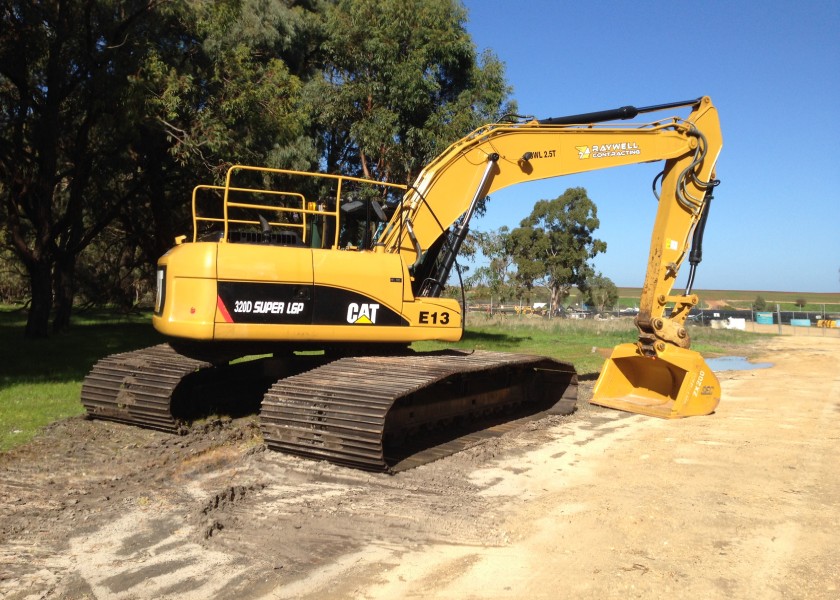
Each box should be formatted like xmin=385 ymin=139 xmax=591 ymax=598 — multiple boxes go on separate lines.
xmin=192 ymin=165 xmax=407 ymax=248
xmin=191 ymin=185 xmax=308 ymax=242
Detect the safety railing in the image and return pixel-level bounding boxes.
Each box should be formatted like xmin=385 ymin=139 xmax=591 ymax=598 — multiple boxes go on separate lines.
xmin=190 ymin=165 xmax=408 ymax=249
xmin=191 ymin=185 xmax=307 ymax=243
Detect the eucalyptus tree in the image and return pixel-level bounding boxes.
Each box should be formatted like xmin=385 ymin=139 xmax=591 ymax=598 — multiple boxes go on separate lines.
xmin=583 ymin=273 xmax=619 ymax=313
xmin=0 ymin=0 xmax=320 ymax=335
xmin=116 ymin=0 xmax=320 ymax=272
xmin=505 ymin=187 xmax=607 ymax=310
xmin=311 ymin=0 xmax=512 ymax=184
xmin=0 ymin=0 xmax=171 ymax=336
xmin=466 ymin=227 xmax=517 ymax=302
xmin=1 ymin=0 xmax=512 ymax=336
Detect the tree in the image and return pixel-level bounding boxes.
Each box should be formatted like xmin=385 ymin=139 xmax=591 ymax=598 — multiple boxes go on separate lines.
xmin=752 ymin=295 xmax=767 ymax=311
xmin=1 ymin=0 xmax=514 ymax=335
xmin=0 ymin=0 xmax=170 ymax=336
xmin=505 ymin=187 xmax=606 ymax=309
xmin=794 ymin=298 xmax=807 ymax=310
xmin=311 ymin=0 xmax=513 ymax=184
xmin=584 ymin=273 xmax=618 ymax=313
xmin=465 ymin=227 xmax=516 ymax=301
xmin=114 ymin=0 xmax=318 ymax=280
xmin=0 ymin=0 xmax=319 ymax=335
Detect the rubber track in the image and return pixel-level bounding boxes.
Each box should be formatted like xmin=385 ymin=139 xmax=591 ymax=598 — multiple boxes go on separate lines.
xmin=80 ymin=344 xmax=212 ymax=432
xmin=260 ymin=350 xmax=577 ymax=472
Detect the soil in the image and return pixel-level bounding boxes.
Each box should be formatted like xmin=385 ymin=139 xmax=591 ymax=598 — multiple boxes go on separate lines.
xmin=1 ymin=335 xmax=838 ymax=599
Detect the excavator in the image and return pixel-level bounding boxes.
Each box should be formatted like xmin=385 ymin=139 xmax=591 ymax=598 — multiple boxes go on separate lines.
xmin=81 ymin=96 xmax=723 ymax=472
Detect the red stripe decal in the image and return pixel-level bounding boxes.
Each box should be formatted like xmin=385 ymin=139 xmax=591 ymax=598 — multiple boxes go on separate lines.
xmin=217 ymin=296 xmax=233 ymax=323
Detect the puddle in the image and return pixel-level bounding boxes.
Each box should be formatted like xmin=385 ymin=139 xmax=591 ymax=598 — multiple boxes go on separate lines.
xmin=706 ymin=356 xmax=773 ymax=372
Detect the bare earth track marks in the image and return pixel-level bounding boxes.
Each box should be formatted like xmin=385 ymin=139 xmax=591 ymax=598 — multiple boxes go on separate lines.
xmin=1 ymin=335 xmax=839 ymax=599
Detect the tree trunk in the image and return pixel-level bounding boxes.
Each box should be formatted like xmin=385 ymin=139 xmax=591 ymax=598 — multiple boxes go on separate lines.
xmin=25 ymin=261 xmax=53 ymax=339
xmin=550 ymin=284 xmax=572 ymax=313
xmin=52 ymin=254 xmax=76 ymax=333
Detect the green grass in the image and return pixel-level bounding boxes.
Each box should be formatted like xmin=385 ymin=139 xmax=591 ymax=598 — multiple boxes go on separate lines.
xmin=1 ymin=306 xmax=764 ymax=453
xmin=689 ymin=325 xmax=765 ymax=356
xmin=413 ymin=314 xmax=764 ymax=375
xmin=413 ymin=316 xmax=636 ymax=374
xmin=0 ymin=381 xmax=85 ymax=451
xmin=0 ymin=306 xmax=165 ymax=451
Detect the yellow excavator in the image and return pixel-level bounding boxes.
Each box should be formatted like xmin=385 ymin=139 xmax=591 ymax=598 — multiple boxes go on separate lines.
xmin=81 ymin=96 xmax=722 ymax=471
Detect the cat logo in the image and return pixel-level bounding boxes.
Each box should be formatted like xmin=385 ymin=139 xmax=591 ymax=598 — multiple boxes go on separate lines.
xmin=346 ymin=302 xmax=380 ymax=324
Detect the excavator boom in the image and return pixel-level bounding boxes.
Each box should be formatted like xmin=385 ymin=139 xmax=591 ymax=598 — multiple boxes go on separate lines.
xmin=374 ymin=96 xmax=722 ymax=418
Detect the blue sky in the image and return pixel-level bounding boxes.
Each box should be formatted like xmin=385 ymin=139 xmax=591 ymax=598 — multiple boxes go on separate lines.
xmin=461 ymin=0 xmax=839 ymax=293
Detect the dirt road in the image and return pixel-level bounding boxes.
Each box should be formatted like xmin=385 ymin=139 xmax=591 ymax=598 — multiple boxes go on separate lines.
xmin=1 ymin=335 xmax=838 ymax=599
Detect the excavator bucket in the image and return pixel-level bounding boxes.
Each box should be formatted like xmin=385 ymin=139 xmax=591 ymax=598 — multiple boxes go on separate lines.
xmin=591 ymin=343 xmax=720 ymax=418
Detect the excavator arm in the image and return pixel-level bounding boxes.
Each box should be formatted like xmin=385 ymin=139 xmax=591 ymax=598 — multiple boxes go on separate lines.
xmin=379 ymin=96 xmax=723 ymax=417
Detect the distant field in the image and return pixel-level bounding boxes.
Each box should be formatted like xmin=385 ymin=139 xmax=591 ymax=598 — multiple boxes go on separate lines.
xmin=467 ymin=288 xmax=840 ymax=313
xmin=616 ymin=288 xmax=840 ymax=312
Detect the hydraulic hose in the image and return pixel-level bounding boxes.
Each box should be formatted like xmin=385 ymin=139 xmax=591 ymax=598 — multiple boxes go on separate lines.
xmin=684 ymin=181 xmax=719 ymax=295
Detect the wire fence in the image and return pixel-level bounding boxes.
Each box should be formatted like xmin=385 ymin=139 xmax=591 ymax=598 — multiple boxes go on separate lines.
xmin=463 ymin=301 xmax=840 ymax=331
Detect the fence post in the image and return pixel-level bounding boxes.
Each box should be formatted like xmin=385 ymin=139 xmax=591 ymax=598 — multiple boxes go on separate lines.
xmin=776 ymin=303 xmax=782 ymax=335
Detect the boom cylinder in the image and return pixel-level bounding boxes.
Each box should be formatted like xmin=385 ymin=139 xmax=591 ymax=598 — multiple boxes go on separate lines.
xmin=684 ymin=182 xmax=718 ymax=295
xmin=419 ymin=153 xmax=499 ymax=297
xmin=539 ymin=98 xmax=702 ymax=125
